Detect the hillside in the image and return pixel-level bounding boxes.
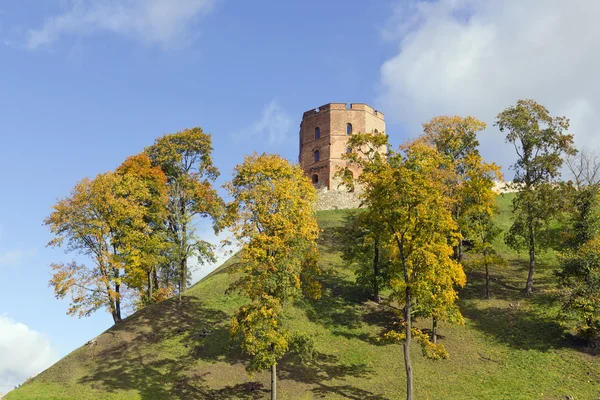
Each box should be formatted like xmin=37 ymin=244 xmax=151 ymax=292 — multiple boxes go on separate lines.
xmin=7 ymin=194 xmax=600 ymax=400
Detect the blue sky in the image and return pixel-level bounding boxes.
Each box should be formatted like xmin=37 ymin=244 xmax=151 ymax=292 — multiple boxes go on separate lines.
xmin=1 ymin=0 xmax=599 ymax=392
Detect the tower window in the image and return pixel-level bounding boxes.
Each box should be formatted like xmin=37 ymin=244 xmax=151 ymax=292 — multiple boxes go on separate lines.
xmin=346 ymin=123 xmax=353 ymax=135
xmin=374 ymin=129 xmax=379 ymax=134
xmin=312 ymin=174 xmax=319 ymax=184
xmin=314 ymin=150 xmax=320 ymax=162
xmin=315 ymin=127 xmax=320 ymax=139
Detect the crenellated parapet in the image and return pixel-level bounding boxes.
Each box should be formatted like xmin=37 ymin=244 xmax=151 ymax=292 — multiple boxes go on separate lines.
xmin=302 ymin=103 xmax=384 ymax=120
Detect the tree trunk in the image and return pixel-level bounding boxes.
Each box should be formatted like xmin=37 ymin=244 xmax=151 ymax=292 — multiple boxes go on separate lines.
xmin=454 ymin=208 xmax=463 ymax=261
xmin=404 ymin=288 xmax=413 ymax=400
xmin=153 ymin=268 xmax=160 ymax=291
xmin=432 ymin=317 xmax=438 ymax=344
xmin=179 ymin=217 xmax=188 ymax=303
xmin=373 ymin=238 xmax=380 ymax=303
xmin=113 ymin=263 xmax=122 ymax=323
xmin=114 ymin=282 xmax=122 ymax=323
xmin=147 ymin=269 xmax=153 ymax=304
xmin=525 ymin=222 xmax=535 ymax=295
xmin=180 ymin=257 xmax=187 ymax=297
xmin=271 ymin=363 xmax=277 ymax=400
xmin=485 ymin=264 xmax=490 ymax=300
xmin=394 ymin=233 xmax=413 ymax=400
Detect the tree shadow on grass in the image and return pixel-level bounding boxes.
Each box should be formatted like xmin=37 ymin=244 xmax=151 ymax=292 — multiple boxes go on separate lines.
xmin=299 ymin=272 xmax=366 ymax=331
xmin=318 ymin=226 xmax=347 ymax=255
xmin=278 ymin=352 xmax=389 ymax=400
xmin=461 ymin=253 xmax=558 ymax=301
xmin=77 ymin=292 xmax=391 ymax=399
xmin=297 ymin=270 xmax=398 ymax=347
xmin=459 ymin=270 xmax=525 ymax=302
xmin=459 ymin=301 xmax=576 ymax=352
xmin=77 ymin=295 xmax=261 ymax=399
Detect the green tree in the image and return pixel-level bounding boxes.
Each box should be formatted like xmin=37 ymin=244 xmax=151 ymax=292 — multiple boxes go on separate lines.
xmin=469 ymin=213 xmax=505 ymax=300
xmin=344 ymin=135 xmax=465 ymax=400
xmin=495 ymin=99 xmax=576 ymax=295
xmin=224 ymin=153 xmax=321 ymax=400
xmin=462 ymin=152 xmax=505 ymax=300
xmin=558 ymin=151 xmax=600 ymax=345
xmin=145 ymin=128 xmax=223 ymax=300
xmin=564 ymin=149 xmax=600 ymax=249
xmin=338 ymin=210 xmax=391 ymax=303
xmin=557 ymin=236 xmax=600 ymax=346
xmin=336 ymin=132 xmax=391 ymax=304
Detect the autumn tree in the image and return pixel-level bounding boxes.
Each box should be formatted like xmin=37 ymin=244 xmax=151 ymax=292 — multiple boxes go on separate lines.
xmin=422 ymin=115 xmax=501 ymax=261
xmin=45 ymin=156 xmax=168 ymax=323
xmin=114 ymin=154 xmax=170 ymax=305
xmin=225 ymin=153 xmax=321 ymax=400
xmin=145 ymin=128 xmax=223 ymax=300
xmin=344 ymin=135 xmax=465 ymax=400
xmin=496 ymin=99 xmax=576 ymax=295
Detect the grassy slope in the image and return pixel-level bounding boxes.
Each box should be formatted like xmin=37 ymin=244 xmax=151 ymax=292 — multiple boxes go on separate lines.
xmin=7 ymin=196 xmax=600 ymax=400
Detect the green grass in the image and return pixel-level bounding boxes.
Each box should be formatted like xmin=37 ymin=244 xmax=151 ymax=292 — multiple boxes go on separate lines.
xmin=7 ymin=197 xmax=600 ymax=399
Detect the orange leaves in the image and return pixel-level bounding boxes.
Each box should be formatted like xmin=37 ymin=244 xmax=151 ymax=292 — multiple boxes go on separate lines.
xmin=45 ymin=151 xmax=174 ymax=322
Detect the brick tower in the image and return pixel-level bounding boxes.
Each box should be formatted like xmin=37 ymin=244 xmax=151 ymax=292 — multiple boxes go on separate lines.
xmin=298 ymin=103 xmax=385 ymax=189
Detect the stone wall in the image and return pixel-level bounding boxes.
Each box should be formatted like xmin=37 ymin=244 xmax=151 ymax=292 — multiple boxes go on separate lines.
xmin=492 ymin=180 xmax=523 ymax=194
xmin=315 ymin=186 xmax=363 ymax=211
xmin=315 ymin=180 xmax=519 ymax=211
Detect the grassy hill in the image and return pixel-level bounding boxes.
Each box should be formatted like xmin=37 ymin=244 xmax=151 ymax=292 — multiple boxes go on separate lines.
xmin=7 ymin=194 xmax=600 ymax=399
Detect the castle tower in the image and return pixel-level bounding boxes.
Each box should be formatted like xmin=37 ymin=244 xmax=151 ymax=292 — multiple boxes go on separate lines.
xmin=298 ymin=103 xmax=385 ymax=189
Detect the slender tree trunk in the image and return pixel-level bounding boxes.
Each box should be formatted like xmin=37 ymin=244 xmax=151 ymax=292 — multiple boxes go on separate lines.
xmin=271 ymin=363 xmax=277 ymax=400
xmin=147 ymin=269 xmax=153 ymax=304
xmin=485 ymin=264 xmax=490 ymax=300
xmin=373 ymin=238 xmax=380 ymax=303
xmin=115 ymin=282 xmax=122 ymax=322
xmin=432 ymin=317 xmax=438 ymax=344
xmin=454 ymin=208 xmax=463 ymax=261
xmin=179 ymin=218 xmax=188 ymax=303
xmin=525 ymin=221 xmax=535 ymax=295
xmin=401 ymin=237 xmax=413 ymax=400
xmin=180 ymin=257 xmax=188 ymax=293
xmin=113 ymin=263 xmax=122 ymax=322
xmin=153 ymin=268 xmax=159 ymax=291
xmin=404 ymin=288 xmax=413 ymax=400
xmin=394 ymin=233 xmax=413 ymax=400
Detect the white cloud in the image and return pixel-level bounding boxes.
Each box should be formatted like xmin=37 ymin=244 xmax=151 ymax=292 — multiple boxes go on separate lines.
xmin=26 ymin=0 xmax=216 ymax=50
xmin=189 ymin=226 xmax=238 ymax=284
xmin=234 ymin=100 xmax=294 ymax=147
xmin=0 ymin=316 xmax=58 ymax=392
xmin=0 ymin=248 xmax=35 ymax=269
xmin=379 ymin=0 xmax=600 ymax=174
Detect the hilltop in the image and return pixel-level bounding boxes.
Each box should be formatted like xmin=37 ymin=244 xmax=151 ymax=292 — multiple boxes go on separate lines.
xmin=6 ymin=194 xmax=600 ymax=400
